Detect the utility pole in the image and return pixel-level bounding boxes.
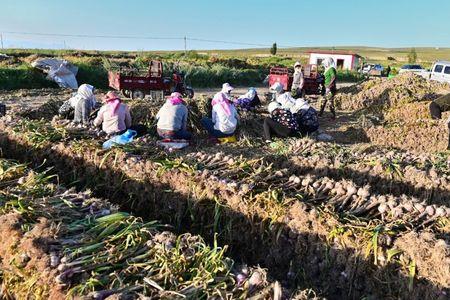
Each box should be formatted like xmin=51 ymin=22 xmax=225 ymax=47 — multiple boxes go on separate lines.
xmin=184 ymin=36 xmax=187 ymax=55
xmin=0 ymin=34 xmax=3 ymax=49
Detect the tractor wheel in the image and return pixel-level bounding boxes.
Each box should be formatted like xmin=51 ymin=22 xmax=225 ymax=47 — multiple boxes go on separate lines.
xmin=131 ymin=90 xmax=145 ymax=100
xmin=121 ymin=89 xmax=130 ymax=98
xmin=184 ymin=88 xmax=194 ymax=99
xmin=148 ymin=90 xmax=164 ymax=104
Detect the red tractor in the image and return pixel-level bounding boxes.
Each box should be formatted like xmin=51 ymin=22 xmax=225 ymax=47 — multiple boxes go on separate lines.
xmin=268 ymin=64 xmax=325 ymax=97
xmin=108 ymin=60 xmax=194 ymax=102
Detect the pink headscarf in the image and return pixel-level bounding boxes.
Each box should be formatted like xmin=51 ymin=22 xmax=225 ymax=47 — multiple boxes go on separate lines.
xmin=212 ymin=92 xmax=232 ymax=116
xmin=104 ymin=91 xmax=121 ymax=117
xmin=167 ymin=92 xmax=184 ymax=105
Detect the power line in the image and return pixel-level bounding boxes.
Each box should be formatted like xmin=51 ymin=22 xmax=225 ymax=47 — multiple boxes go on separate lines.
xmin=1 ymin=30 xmax=294 ymax=48
xmin=186 ymin=37 xmax=272 ymax=47
xmin=3 ymin=31 xmax=183 ymax=40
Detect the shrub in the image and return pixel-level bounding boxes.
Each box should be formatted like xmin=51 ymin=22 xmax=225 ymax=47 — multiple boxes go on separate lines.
xmin=0 ymin=66 xmax=57 ymax=90
xmin=336 ymin=70 xmax=365 ymax=82
xmin=75 ymin=63 xmax=109 ymax=89
xmin=180 ymin=64 xmax=265 ymax=87
xmin=270 ymin=43 xmax=277 ymax=55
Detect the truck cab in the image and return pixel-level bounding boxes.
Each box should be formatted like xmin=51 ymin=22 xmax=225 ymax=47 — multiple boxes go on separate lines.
xmin=430 ymin=61 xmax=450 ymax=84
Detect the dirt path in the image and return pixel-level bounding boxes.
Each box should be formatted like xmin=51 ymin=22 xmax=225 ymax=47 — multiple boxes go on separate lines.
xmin=195 ymin=83 xmax=355 ymax=98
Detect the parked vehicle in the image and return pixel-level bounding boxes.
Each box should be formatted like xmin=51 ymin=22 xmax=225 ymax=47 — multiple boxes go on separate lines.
xmin=361 ymin=64 xmax=374 ymax=74
xmin=429 ymin=61 xmax=450 ymax=84
xmin=369 ymin=64 xmax=384 ymax=77
xmin=108 ymin=60 xmax=194 ymax=102
xmin=268 ymin=64 xmax=325 ymax=97
xmin=361 ymin=64 xmax=384 ymax=76
xmin=398 ymin=64 xmax=425 ymax=74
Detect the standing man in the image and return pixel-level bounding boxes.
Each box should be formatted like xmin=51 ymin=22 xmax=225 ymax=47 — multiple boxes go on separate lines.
xmin=319 ymin=58 xmax=337 ymax=119
xmin=291 ymin=61 xmax=304 ymax=98
xmin=386 ymin=65 xmax=391 ymax=77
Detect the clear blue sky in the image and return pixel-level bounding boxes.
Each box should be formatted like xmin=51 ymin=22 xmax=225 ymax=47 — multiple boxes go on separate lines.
xmin=0 ymin=0 xmax=448 ymax=50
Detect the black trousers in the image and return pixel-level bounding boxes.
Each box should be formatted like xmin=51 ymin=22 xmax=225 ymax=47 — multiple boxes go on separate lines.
xmin=263 ymin=117 xmax=294 ymax=140
xmin=447 ymin=122 xmax=450 ymax=150
xmin=429 ymin=101 xmax=442 ymax=119
xmin=430 ymin=94 xmax=450 ymax=119
xmin=429 ymin=97 xmax=450 ymax=149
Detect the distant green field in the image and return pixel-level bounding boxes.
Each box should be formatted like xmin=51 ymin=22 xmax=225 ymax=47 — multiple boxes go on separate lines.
xmin=0 ymin=46 xmax=447 ymax=90
xmin=208 ymin=46 xmax=450 ymax=69
xmin=2 ymin=46 xmax=449 ymax=68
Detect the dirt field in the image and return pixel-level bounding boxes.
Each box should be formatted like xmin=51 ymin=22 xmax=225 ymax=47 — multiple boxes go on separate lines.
xmin=0 ymin=73 xmax=450 ymax=299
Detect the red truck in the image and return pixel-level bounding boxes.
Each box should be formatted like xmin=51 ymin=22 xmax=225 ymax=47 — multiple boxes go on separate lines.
xmin=268 ymin=64 xmax=325 ymax=97
xmin=108 ymin=60 xmax=194 ymax=102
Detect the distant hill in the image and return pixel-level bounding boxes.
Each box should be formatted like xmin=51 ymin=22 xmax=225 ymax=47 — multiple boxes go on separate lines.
xmin=2 ymin=46 xmax=449 ymax=68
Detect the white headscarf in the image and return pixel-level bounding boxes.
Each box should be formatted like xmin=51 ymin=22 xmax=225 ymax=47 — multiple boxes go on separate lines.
xmin=323 ymin=58 xmax=336 ymax=72
xmin=276 ymin=93 xmax=296 ymax=110
xmin=69 ymin=84 xmax=96 ymax=107
xmin=270 ymin=82 xmax=284 ymax=94
xmin=221 ymin=83 xmax=234 ymax=94
xmin=294 ymin=61 xmax=302 ymax=74
xmin=290 ymin=98 xmax=311 ymax=114
xmin=238 ymin=87 xmax=256 ymax=100
xmin=268 ymin=101 xmax=281 ymax=114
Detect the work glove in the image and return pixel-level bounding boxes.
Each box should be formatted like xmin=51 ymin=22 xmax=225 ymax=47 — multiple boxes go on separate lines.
xmin=326 ymin=88 xmax=331 ymax=95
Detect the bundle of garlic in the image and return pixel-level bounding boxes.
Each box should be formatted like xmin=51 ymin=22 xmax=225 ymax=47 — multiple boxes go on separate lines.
xmin=185 ymin=150 xmax=450 ymax=229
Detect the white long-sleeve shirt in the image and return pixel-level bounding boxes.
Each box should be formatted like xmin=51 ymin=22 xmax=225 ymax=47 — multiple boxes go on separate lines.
xmin=276 ymin=92 xmax=296 ymax=110
xmin=212 ymin=104 xmax=238 ymax=134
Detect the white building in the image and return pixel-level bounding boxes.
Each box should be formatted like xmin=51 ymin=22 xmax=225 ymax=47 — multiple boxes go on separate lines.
xmin=308 ymin=50 xmax=362 ymax=71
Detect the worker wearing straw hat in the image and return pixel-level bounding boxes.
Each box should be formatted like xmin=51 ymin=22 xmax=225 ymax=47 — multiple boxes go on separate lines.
xmin=291 ymin=61 xmax=305 ymax=98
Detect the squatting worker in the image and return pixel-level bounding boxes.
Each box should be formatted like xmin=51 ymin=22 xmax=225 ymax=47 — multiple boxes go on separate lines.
xmin=270 ymin=82 xmax=296 ymax=110
xmin=267 ymin=84 xmax=319 ymax=136
xmin=429 ymin=93 xmax=450 ymax=149
xmin=156 ymin=92 xmax=192 ymax=140
xmin=263 ymin=101 xmax=300 ymax=142
xmin=319 ymin=57 xmax=337 ymax=119
xmin=234 ymin=87 xmax=261 ymax=111
xmin=58 ymin=84 xmax=99 ymax=125
xmin=291 ymin=61 xmax=305 ymax=98
xmin=94 ymin=91 xmax=132 ymax=136
xmin=201 ymin=83 xmax=239 ymax=138
xmin=290 ymin=98 xmax=320 ymax=135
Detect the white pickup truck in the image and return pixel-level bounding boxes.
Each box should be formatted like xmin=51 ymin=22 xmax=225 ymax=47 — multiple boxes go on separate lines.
xmin=421 ymin=61 xmax=450 ymax=84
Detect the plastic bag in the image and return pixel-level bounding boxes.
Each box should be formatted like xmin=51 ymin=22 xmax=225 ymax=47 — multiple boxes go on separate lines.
xmin=103 ymin=130 xmax=137 ymax=149
xmin=31 ymin=58 xmax=79 ymax=89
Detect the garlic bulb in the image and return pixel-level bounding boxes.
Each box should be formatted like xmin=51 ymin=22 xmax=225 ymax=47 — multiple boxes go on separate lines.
xmin=378 ymin=203 xmax=388 ymax=214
